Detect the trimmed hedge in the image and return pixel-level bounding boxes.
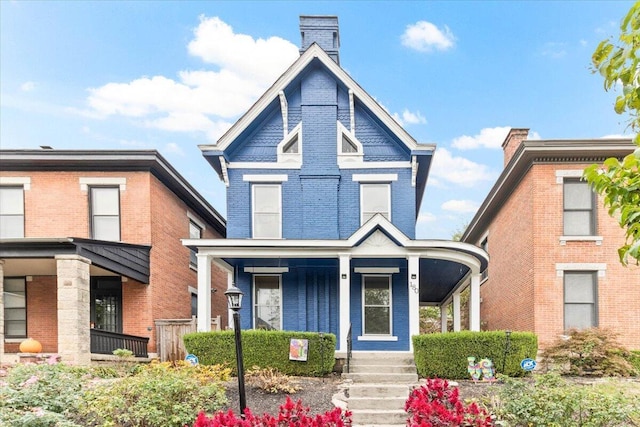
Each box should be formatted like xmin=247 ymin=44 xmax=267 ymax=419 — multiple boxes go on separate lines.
xmin=413 ymin=331 xmax=538 ymax=379
xmin=183 ymin=330 xmax=336 ymax=377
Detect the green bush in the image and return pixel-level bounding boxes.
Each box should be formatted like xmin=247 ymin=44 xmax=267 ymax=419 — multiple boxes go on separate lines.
xmin=73 ymin=361 xmax=227 ymax=427
xmin=183 ymin=330 xmax=336 ymax=376
xmin=412 ymin=330 xmax=538 ymax=379
xmin=496 ymin=373 xmax=640 ymax=426
xmin=629 ymin=350 xmax=640 ymax=374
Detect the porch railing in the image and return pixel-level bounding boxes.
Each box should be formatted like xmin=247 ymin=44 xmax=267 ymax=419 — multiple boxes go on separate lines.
xmin=90 ymin=329 xmax=149 ymax=358
xmin=345 ymin=323 xmax=352 ymax=373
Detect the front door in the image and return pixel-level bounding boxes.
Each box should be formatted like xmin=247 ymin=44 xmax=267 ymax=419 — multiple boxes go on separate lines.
xmin=90 ymin=277 xmax=122 ymax=333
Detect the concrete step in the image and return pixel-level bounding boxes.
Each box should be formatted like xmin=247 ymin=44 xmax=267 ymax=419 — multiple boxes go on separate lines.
xmin=350 ymin=409 xmax=407 ymax=425
xmin=349 ymin=352 xmax=414 ymax=366
xmin=349 ymin=364 xmax=416 ymax=374
xmin=347 ymin=396 xmax=407 ymax=410
xmin=347 ymin=383 xmax=414 ymax=398
xmin=343 ymin=372 xmax=419 ymax=383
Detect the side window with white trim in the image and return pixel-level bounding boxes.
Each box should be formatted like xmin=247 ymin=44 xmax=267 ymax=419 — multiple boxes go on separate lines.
xmin=252 ymin=184 xmax=282 ymax=239
xmin=361 ymin=183 xmax=390 ymax=224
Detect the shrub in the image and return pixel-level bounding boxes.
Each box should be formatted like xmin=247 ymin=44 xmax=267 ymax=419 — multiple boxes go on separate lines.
xmin=73 ymin=361 xmax=228 ymax=427
xmin=540 ymin=328 xmax=636 ymax=376
xmin=629 ymin=350 xmax=640 ymax=374
xmin=183 ymin=330 xmax=336 ymax=376
xmin=192 ymin=396 xmax=352 ymax=426
xmin=496 ymin=373 xmax=640 ymax=426
xmin=245 ymin=366 xmax=301 ymax=394
xmin=405 ymin=378 xmax=494 ymax=426
xmin=413 ymin=331 xmax=538 ymax=379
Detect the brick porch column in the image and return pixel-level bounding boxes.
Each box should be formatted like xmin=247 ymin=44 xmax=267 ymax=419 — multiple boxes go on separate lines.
xmin=55 ymin=255 xmax=91 ymax=365
xmin=0 ymin=260 xmax=5 ymax=362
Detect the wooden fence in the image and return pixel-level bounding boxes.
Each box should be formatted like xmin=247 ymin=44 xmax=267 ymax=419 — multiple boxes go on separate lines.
xmin=155 ymin=316 xmax=221 ymax=362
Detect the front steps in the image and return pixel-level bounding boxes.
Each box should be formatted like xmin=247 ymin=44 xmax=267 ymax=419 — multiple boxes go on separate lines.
xmin=340 ymin=352 xmax=419 ymax=427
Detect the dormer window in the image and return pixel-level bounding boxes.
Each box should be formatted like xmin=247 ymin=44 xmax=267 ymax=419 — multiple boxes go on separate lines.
xmin=277 ymin=123 xmax=302 ymax=164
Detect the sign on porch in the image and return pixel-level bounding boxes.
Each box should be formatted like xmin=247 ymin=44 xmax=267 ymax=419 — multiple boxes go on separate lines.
xmin=289 ymin=339 xmax=308 ymax=361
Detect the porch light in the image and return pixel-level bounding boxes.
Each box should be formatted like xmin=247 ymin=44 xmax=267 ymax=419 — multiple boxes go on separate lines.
xmin=225 ymin=286 xmax=243 ymax=311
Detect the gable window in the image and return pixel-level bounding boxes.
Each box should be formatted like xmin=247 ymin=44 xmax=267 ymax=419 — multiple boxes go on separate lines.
xmin=253 ymin=275 xmax=281 ymax=330
xmin=189 ymin=220 xmax=202 ymax=269
xmin=363 ymin=275 xmax=391 ymax=335
xmin=342 ymin=134 xmax=358 ymax=153
xmin=90 ymin=187 xmax=120 ymax=241
xmin=0 ymin=187 xmax=25 ymax=238
xmin=252 ymin=184 xmax=281 ymax=239
xmin=277 ymin=123 xmax=302 ymax=164
xmin=563 ymin=179 xmax=595 ymax=236
xmin=283 ymin=134 xmax=299 ymax=154
xmin=4 ymin=277 xmax=26 ymax=338
xmin=361 ymin=183 xmax=390 ymax=224
xmin=564 ymin=271 xmax=597 ymax=330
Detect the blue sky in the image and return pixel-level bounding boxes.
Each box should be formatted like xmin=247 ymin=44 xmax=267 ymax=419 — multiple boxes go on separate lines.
xmin=1 ymin=1 xmax=633 ymax=239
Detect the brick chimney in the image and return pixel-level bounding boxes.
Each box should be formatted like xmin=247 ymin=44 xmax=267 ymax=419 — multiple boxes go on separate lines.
xmin=299 ymin=16 xmax=340 ymax=64
xmin=502 ymin=128 xmax=529 ymax=166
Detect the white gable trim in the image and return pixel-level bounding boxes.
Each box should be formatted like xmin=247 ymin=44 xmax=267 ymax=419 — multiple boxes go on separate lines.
xmin=278 ymin=91 xmax=288 ymax=138
xmin=276 ymin=122 xmax=302 ymax=165
xmin=210 ymin=44 xmax=424 ymax=152
xmin=219 ymin=156 xmax=229 ymax=187
xmin=349 ymin=89 xmax=355 ymax=132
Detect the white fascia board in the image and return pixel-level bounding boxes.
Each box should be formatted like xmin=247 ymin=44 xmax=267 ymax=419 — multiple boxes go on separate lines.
xmin=213 ymin=44 xmax=420 ymax=152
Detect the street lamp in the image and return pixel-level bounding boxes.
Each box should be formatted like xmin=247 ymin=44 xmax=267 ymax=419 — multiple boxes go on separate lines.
xmin=225 ymin=285 xmax=247 ymax=416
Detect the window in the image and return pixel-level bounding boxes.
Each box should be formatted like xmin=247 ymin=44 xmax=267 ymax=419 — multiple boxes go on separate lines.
xmin=90 ymin=187 xmax=120 ymax=241
xmin=282 ymin=135 xmax=299 ymax=154
xmin=189 ymin=220 xmax=202 ymax=269
xmin=253 ymin=275 xmax=281 ymax=330
xmin=363 ymin=276 xmax=391 ymax=335
xmin=90 ymin=278 xmax=122 ymax=333
xmin=191 ymin=292 xmax=198 ymax=317
xmin=480 ymin=236 xmax=489 ymax=281
xmin=341 ymin=134 xmax=358 ymax=153
xmin=0 ymin=187 xmax=25 ymax=238
xmin=564 ymin=272 xmax=597 ymax=330
xmin=4 ymin=277 xmax=26 ymax=338
xmin=252 ymin=184 xmax=281 ymax=238
xmin=361 ymin=183 xmax=390 ymax=224
xmin=563 ymin=179 xmax=595 ymax=236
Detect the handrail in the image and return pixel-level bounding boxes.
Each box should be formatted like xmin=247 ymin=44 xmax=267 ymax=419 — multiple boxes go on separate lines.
xmin=346 ymin=323 xmax=352 ymax=373
xmin=90 ymin=329 xmax=149 ymax=358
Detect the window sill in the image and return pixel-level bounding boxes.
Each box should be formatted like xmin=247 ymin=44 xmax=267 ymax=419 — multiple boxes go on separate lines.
xmin=4 ymin=338 xmax=26 ymax=343
xmin=357 ymin=335 xmax=398 ymax=342
xmin=559 ymin=236 xmax=603 ymax=245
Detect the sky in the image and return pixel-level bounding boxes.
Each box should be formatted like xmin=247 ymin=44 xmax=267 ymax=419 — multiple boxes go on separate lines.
xmin=1 ymin=1 xmax=634 ymax=239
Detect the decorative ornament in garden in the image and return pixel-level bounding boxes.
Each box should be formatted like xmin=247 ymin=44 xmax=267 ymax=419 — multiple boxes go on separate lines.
xmin=19 ymin=338 xmax=43 ymax=353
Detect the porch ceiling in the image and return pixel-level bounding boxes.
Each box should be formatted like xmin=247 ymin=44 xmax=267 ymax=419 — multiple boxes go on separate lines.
xmin=0 ymin=238 xmax=151 ymax=283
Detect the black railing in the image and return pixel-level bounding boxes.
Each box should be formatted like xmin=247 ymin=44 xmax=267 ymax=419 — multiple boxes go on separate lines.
xmin=345 ymin=323 xmax=352 ymax=373
xmin=90 ymin=329 xmax=149 ymax=358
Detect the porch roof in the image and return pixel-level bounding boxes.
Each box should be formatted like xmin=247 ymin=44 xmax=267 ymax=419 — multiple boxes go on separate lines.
xmin=0 ymin=238 xmax=151 ymax=283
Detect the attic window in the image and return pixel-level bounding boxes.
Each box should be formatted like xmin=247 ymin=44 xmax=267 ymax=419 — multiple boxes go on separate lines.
xmin=283 ymin=135 xmax=299 ymax=154
xmin=277 ymin=123 xmax=302 ymax=165
xmin=337 ymin=121 xmax=363 ymax=166
xmin=342 ymin=134 xmax=358 ymax=153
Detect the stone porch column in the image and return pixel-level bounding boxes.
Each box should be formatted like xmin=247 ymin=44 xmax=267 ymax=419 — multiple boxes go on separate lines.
xmin=196 ymin=253 xmax=212 ymax=332
xmin=338 ymin=253 xmax=351 ymax=353
xmin=469 ymin=273 xmax=481 ymax=331
xmin=0 ymin=260 xmax=5 ymax=362
xmin=407 ymin=255 xmax=420 ymax=351
xmin=56 ymin=254 xmax=91 ymax=365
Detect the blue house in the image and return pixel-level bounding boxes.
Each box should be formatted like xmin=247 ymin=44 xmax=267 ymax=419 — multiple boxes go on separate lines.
xmin=185 ymin=16 xmax=487 ymax=355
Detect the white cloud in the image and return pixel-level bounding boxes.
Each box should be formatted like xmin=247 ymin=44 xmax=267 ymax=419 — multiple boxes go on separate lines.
xmin=528 ymin=131 xmax=541 ymax=140
xmin=20 ymin=81 xmax=36 ymax=92
xmin=401 ymin=21 xmax=455 ymax=52
xmin=417 ymin=211 xmax=437 ymax=224
xmin=451 ymin=126 xmax=510 ymax=150
xmin=164 ymin=142 xmax=185 ymax=156
xmin=85 ymin=16 xmax=299 ymax=141
xmin=392 ymin=109 xmax=427 ymax=126
xmin=441 ymin=199 xmax=479 ymax=213
xmin=540 ymin=42 xmax=567 ymax=59
xmin=430 ymin=147 xmax=496 ymax=187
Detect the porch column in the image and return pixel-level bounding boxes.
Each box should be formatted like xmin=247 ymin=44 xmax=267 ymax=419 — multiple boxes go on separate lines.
xmin=469 ymin=273 xmax=481 ymax=331
xmin=0 ymin=260 xmax=4 ymax=362
xmin=407 ymin=255 xmax=420 ymax=350
xmin=452 ymin=291 xmax=461 ymax=332
xmin=56 ymin=254 xmax=91 ymax=365
xmin=196 ymin=253 xmax=212 ymax=332
xmin=440 ymin=303 xmax=448 ymax=333
xmin=338 ymin=253 xmax=350 ymax=353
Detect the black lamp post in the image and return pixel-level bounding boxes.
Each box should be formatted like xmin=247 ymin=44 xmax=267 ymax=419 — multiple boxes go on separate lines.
xmin=225 ymin=285 xmax=247 ymax=416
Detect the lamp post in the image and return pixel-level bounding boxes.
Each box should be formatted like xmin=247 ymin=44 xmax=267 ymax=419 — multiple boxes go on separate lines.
xmin=225 ymin=285 xmax=247 ymax=416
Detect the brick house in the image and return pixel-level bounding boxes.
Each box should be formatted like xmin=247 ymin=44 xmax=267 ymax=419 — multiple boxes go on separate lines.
xmin=462 ymin=129 xmax=640 ymax=350
xmin=0 ymin=149 xmax=227 ymax=364
xmin=184 ymin=16 xmax=488 ymax=356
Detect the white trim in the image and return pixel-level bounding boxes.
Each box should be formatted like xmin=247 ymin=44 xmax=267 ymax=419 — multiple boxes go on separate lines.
xmin=276 ymin=122 xmax=302 ymax=165
xmin=228 ymin=162 xmax=302 ymax=169
xmin=251 ymin=183 xmax=282 ymax=239
xmin=244 ymin=267 xmax=289 ymax=273
xmin=411 ymin=156 xmax=417 ymax=187
xmin=253 ymin=274 xmax=283 ymax=330
xmin=357 ymin=335 xmax=398 ymax=341
xmin=188 ymin=286 xmax=198 ymax=295
xmin=555 ymin=169 xmax=585 ymax=184
xmin=556 ymin=263 xmax=607 ymax=278
xmin=360 ymin=182 xmax=391 ymax=225
xmin=352 ymin=174 xmax=398 ymax=182
xmin=559 ymin=236 xmax=603 ymax=245
xmin=219 ymin=156 xmax=229 ymax=187
xmin=339 ymin=254 xmax=351 ymax=353
xmin=348 ymin=89 xmax=355 ymax=132
xmin=337 ymin=121 xmax=364 ymax=167
xmin=340 ymin=161 xmax=412 ymax=169
xmin=361 ymin=274 xmax=393 ymax=337
xmin=0 ymin=177 xmax=31 ymax=190
xmin=79 ymin=177 xmax=126 ymax=191
xmin=278 ymin=91 xmax=288 ymax=138
xmin=187 ymin=211 xmax=206 ymax=231
xmin=243 ymin=174 xmax=288 ymax=182
xmin=354 ymin=267 xmax=399 ymax=274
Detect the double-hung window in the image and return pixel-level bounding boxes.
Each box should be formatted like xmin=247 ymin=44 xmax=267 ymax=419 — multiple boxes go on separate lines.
xmin=0 ymin=187 xmax=25 ymax=238
xmin=4 ymin=277 xmax=27 ymax=338
xmin=90 ymin=187 xmax=121 ymax=241
xmin=253 ymin=275 xmax=281 ymax=330
xmin=564 ymin=271 xmax=597 ymax=330
xmin=189 ymin=220 xmax=202 ymax=269
xmin=361 ymin=183 xmax=390 ymax=224
xmin=563 ymin=179 xmax=595 ymax=236
xmin=363 ymin=275 xmax=392 ymax=335
xmin=252 ymin=184 xmax=281 ymax=239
